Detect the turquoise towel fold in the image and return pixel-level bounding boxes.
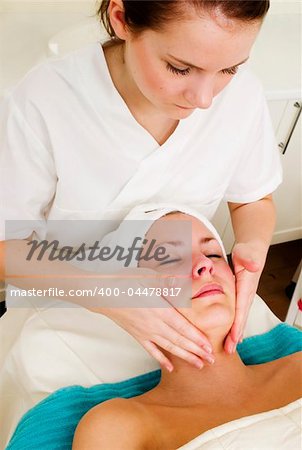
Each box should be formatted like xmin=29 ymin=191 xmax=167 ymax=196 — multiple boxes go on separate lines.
xmin=6 ymin=323 xmax=302 ymax=450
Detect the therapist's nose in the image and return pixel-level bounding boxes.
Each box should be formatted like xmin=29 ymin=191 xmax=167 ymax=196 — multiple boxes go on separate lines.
xmin=192 ymin=254 xmax=214 ymax=279
xmin=184 ymin=76 xmax=215 ymax=109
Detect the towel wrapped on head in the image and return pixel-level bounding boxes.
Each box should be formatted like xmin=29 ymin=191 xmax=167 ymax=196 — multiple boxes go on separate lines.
xmin=78 ymin=202 xmax=227 ymax=277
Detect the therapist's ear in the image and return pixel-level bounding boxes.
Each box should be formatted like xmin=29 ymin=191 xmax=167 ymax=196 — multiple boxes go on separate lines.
xmin=108 ymin=0 xmax=129 ymax=41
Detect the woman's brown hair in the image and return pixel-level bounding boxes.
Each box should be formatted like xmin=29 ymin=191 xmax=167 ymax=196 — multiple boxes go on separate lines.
xmin=97 ymin=0 xmax=270 ymax=40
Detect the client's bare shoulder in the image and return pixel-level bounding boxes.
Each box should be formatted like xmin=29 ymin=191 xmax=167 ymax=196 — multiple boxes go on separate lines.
xmin=259 ymin=351 xmax=302 ymax=405
xmin=279 ymin=351 xmax=302 ymax=397
xmin=72 ymin=397 xmax=157 ymax=450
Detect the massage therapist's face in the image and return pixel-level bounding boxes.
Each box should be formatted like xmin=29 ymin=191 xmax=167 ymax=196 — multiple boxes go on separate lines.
xmin=110 ymin=1 xmax=261 ymax=119
xmin=140 ymin=213 xmax=236 ymax=332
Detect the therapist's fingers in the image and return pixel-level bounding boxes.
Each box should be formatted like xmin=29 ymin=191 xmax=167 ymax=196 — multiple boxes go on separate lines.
xmin=164 ymin=328 xmax=215 ymax=363
xmin=147 ymin=309 xmax=214 ymax=366
xmin=224 ymin=333 xmax=236 ymax=354
xmin=231 ymin=242 xmax=264 ymax=342
xmin=103 ymin=304 xmax=213 ymax=369
xmin=153 ymin=336 xmax=204 ymax=370
xmin=162 ymin=307 xmax=213 ymax=353
xmin=136 ymin=305 xmax=213 ymax=358
xmin=236 ymin=270 xmax=261 ymax=335
xmin=224 ymin=270 xmax=259 ymax=354
xmin=142 ymin=340 xmax=174 ymax=373
xmin=154 ymin=318 xmax=215 ymax=363
xmin=154 ymin=334 xmax=215 ymax=368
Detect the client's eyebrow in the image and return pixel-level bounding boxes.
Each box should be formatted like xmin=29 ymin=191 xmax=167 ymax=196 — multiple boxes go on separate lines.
xmin=156 ymin=240 xmax=184 ymax=248
xmin=199 ymin=237 xmax=217 ymax=246
xmin=167 ymin=54 xmax=249 ymax=71
xmin=157 ymin=237 xmax=217 ymax=247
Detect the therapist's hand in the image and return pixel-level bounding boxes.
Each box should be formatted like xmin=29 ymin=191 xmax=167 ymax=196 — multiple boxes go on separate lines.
xmin=224 ymin=242 xmax=264 ymax=354
xmin=89 ymin=268 xmax=214 ymax=372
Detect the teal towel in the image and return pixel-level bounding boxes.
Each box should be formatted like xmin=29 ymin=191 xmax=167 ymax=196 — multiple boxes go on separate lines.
xmin=6 ymin=323 xmax=302 ymax=450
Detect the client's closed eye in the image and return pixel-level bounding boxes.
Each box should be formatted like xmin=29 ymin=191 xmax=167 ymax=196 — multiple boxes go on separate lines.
xmin=206 ymin=254 xmax=222 ymax=259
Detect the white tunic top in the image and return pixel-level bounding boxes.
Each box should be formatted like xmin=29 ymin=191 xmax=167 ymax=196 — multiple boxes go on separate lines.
xmin=0 ymin=42 xmax=282 ymax=243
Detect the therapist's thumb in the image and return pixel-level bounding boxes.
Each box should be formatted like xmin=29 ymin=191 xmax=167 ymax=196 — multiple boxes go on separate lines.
xmin=232 ymin=245 xmax=260 ymax=273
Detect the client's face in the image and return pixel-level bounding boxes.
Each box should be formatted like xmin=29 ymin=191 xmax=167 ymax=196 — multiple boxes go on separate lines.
xmin=139 ymin=213 xmax=236 ymax=334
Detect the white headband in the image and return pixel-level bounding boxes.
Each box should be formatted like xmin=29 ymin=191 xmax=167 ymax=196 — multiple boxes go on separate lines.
xmin=97 ymin=203 xmax=227 ymax=272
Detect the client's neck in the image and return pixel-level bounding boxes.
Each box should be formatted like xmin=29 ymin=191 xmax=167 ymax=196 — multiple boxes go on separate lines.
xmin=153 ymin=335 xmax=256 ymax=407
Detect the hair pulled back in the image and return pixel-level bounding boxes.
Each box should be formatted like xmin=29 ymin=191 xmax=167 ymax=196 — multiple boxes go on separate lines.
xmin=97 ymin=0 xmax=270 ymax=40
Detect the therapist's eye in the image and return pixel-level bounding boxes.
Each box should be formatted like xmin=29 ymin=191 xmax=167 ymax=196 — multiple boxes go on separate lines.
xmin=221 ymin=66 xmax=238 ymax=76
xmin=166 ymin=63 xmax=191 ymax=76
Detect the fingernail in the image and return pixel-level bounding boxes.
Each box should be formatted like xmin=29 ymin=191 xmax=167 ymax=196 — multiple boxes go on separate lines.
xmin=227 ymin=342 xmax=235 ymax=354
xmin=231 ymin=343 xmax=237 ymax=354
xmin=166 ymin=364 xmax=173 ymax=373
xmin=205 ymin=355 xmax=215 ymax=364
xmin=203 ymin=345 xmax=212 ymax=354
xmin=195 ymin=361 xmax=204 ymax=370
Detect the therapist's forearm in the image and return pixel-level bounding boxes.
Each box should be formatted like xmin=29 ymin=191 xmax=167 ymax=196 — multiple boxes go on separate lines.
xmin=228 ymin=195 xmax=276 ymax=266
xmin=0 ymin=239 xmax=112 ymax=308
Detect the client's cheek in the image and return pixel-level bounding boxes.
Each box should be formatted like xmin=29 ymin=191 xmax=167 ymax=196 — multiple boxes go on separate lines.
xmin=226 ymin=285 xmax=236 ymax=315
xmin=220 ymin=265 xmax=236 ymax=286
xmin=219 ymin=270 xmax=236 ymax=304
xmin=163 ymin=277 xmax=192 ymax=308
xmin=225 ymin=280 xmax=236 ymax=300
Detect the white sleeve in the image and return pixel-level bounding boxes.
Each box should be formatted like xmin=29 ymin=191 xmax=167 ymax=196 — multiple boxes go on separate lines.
xmin=224 ymin=93 xmax=283 ymax=203
xmin=0 ymin=95 xmax=57 ymax=241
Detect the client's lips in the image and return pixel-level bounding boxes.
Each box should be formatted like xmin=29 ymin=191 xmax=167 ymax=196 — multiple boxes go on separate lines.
xmin=176 ymin=104 xmax=194 ymax=110
xmin=192 ymin=283 xmax=224 ymax=299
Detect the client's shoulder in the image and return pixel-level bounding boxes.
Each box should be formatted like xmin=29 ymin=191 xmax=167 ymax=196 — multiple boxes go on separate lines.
xmin=271 ymin=351 xmax=302 ymax=401
xmin=276 ymin=351 xmax=302 ymax=374
xmin=284 ymin=351 xmax=302 ymax=381
xmin=72 ymin=397 xmax=156 ymax=450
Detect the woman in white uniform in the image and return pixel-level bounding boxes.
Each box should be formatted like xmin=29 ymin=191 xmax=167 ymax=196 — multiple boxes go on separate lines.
xmin=0 ymin=1 xmax=281 ymax=383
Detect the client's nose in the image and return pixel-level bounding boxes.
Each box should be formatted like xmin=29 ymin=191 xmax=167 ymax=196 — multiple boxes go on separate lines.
xmin=192 ymin=255 xmax=214 ymax=279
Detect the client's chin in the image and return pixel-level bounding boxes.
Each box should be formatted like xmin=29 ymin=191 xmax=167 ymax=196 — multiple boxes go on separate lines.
xmin=183 ymin=298 xmax=235 ymax=336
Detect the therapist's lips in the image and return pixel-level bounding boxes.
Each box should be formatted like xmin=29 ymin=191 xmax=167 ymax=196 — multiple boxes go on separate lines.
xmin=192 ymin=283 xmax=224 ymax=299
